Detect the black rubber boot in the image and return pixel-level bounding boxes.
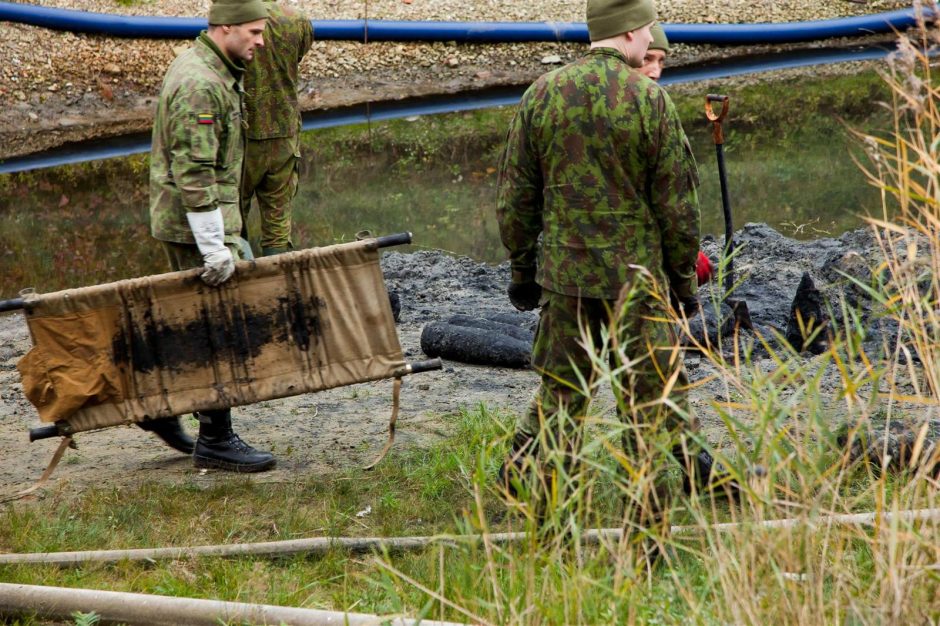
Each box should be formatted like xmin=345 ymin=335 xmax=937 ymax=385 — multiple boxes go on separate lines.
xmin=681 ymin=450 xmax=743 ymax=500
xmin=388 ymin=291 xmax=402 ymax=322
xmin=497 ymin=432 xmax=538 ymax=498
xmin=137 ymin=417 xmax=195 ymax=455
xmin=193 ymin=409 xmax=276 ymax=473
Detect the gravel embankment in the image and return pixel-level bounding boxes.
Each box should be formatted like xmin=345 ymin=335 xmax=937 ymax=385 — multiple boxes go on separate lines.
xmin=0 ymin=0 xmax=912 ymax=158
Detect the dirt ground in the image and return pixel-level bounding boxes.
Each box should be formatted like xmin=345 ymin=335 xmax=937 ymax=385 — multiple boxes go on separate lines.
xmin=0 ymin=224 xmax=913 ymax=499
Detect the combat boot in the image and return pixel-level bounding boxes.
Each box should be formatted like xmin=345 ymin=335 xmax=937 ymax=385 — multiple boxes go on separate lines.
xmin=193 ymin=409 xmax=276 ymax=473
xmin=137 ymin=416 xmax=195 ymax=454
xmin=681 ymin=450 xmax=743 ymax=500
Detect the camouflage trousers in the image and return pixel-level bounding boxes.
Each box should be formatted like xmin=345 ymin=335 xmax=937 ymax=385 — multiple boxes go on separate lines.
xmin=516 ymin=288 xmax=699 ymax=528
xmin=240 ymin=135 xmax=300 ymax=253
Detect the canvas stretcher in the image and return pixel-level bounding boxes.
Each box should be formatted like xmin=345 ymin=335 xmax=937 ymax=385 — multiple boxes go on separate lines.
xmin=5 ymin=233 xmax=438 ymax=468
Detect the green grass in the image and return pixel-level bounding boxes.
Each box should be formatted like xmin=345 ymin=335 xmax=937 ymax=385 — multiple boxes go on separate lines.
xmin=2 ymin=406 xmax=501 ymax=554
xmin=1 ymin=395 xmax=936 ymax=625
xmin=0 ymin=407 xmax=501 ymax=615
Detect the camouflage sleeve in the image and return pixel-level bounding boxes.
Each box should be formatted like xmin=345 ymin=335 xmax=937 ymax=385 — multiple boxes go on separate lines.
xmin=299 ymin=14 xmax=313 ymax=61
xmin=496 ymin=93 xmax=543 ymax=282
xmin=648 ymin=91 xmax=701 ymax=296
xmin=167 ymin=87 xmax=224 ymax=212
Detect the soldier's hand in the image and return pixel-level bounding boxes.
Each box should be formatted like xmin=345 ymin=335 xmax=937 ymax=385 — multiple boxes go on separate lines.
xmin=186 ymin=208 xmax=235 ymax=287
xmin=508 ymin=281 xmax=541 ymax=311
xmin=201 ymin=247 xmax=235 ymax=286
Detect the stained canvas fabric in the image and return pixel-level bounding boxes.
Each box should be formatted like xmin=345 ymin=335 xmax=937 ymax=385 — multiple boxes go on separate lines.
xmin=16 ymin=240 xmax=405 ymax=432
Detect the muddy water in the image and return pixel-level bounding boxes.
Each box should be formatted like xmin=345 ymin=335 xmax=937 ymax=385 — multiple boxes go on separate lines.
xmin=0 ymin=71 xmax=892 ymax=300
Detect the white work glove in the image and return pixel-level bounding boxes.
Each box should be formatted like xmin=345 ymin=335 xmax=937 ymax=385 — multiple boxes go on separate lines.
xmin=186 ymin=208 xmax=235 ymax=286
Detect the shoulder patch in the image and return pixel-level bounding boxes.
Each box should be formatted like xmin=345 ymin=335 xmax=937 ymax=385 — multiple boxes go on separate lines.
xmin=196 ymin=113 xmax=214 ymax=125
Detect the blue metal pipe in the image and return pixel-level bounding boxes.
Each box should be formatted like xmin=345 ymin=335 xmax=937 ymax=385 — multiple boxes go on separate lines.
xmin=0 ymin=2 xmax=933 ymax=44
xmin=664 ymin=11 xmax=930 ymax=45
xmin=313 ymin=19 xmax=589 ymax=43
xmin=0 ymin=43 xmax=905 ymax=175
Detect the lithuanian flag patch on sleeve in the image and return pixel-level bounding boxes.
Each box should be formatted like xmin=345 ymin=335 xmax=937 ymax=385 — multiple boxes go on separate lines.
xmin=196 ymin=113 xmax=214 ymax=125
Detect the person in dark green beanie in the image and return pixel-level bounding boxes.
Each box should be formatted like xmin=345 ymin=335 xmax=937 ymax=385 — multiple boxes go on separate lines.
xmin=639 ymin=25 xmax=719 ymax=286
xmin=146 ymin=0 xmax=276 ymax=472
xmin=497 ymin=0 xmax=707 ymax=548
xmin=208 ymin=0 xmax=270 ymax=63
xmin=586 ymin=0 xmax=656 ymax=65
xmin=639 ymin=22 xmax=669 ymax=80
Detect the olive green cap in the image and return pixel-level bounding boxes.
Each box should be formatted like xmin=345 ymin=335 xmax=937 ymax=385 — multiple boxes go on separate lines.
xmin=208 ymin=0 xmax=269 ymax=25
xmin=649 ymin=23 xmax=670 ymax=52
xmin=586 ymin=0 xmax=656 ymax=42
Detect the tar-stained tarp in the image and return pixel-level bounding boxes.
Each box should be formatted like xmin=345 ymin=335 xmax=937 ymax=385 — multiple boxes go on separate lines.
xmin=16 ymin=240 xmax=405 ymax=432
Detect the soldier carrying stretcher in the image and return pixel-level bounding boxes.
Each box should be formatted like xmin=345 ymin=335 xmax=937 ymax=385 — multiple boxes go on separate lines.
xmin=148 ymin=0 xmax=275 ymax=472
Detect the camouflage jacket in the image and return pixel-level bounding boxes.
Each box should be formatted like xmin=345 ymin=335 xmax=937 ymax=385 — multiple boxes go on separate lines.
xmin=244 ymin=1 xmax=313 ymax=140
xmin=496 ymin=47 xmax=701 ymax=301
xmin=150 ymin=33 xmax=245 ymax=244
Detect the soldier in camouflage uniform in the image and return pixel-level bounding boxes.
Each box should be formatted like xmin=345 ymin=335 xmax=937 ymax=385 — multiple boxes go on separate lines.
xmin=241 ymin=0 xmax=313 ymax=256
xmin=496 ymin=0 xmax=703 ymax=525
xmin=147 ymin=0 xmax=276 ymax=473
xmin=638 ymin=22 xmax=668 ymax=81
xmin=640 ymin=26 xmax=717 ymax=284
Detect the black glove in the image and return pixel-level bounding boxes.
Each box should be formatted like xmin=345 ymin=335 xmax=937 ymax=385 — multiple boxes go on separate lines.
xmin=507 ymin=267 xmax=541 ymax=311
xmin=508 ymin=281 xmax=542 ymax=311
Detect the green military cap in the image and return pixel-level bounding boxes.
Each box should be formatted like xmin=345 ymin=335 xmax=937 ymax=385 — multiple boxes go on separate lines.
xmin=586 ymin=0 xmax=656 ymax=42
xmin=650 ymin=23 xmax=670 ymax=53
xmin=209 ymin=0 xmax=269 ymax=25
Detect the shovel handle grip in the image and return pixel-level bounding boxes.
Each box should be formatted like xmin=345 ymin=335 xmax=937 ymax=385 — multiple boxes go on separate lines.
xmin=705 ymin=94 xmax=730 ymax=144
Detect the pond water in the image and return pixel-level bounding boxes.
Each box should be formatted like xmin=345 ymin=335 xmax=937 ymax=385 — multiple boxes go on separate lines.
xmin=0 ymin=69 xmax=894 ymax=300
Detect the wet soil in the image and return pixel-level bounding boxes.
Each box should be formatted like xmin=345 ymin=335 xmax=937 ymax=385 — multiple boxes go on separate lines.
xmin=0 ymin=223 xmax=930 ymax=499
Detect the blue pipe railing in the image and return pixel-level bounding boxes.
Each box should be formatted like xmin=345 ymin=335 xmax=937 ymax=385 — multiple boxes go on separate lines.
xmin=0 ymin=2 xmax=933 ymax=44
xmin=0 ymin=43 xmax=905 ymax=175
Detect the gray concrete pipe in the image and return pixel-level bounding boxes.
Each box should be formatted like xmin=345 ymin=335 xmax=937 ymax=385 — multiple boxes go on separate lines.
xmin=0 ymin=582 xmax=465 ymax=626
xmin=1 ymin=508 xmax=938 ymax=567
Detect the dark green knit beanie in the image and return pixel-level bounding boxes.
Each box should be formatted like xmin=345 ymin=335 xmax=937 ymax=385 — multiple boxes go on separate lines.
xmin=209 ymin=0 xmax=269 ymax=25
xmin=586 ymin=0 xmax=656 ymax=41
xmin=649 ymin=23 xmax=670 ymax=52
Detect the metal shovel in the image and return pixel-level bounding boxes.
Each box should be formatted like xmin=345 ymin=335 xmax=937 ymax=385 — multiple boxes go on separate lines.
xmin=705 ymin=94 xmax=752 ymax=331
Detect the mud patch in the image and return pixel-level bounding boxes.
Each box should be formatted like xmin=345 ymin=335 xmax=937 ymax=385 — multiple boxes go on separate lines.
xmin=109 ymin=292 xmax=327 ymax=373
